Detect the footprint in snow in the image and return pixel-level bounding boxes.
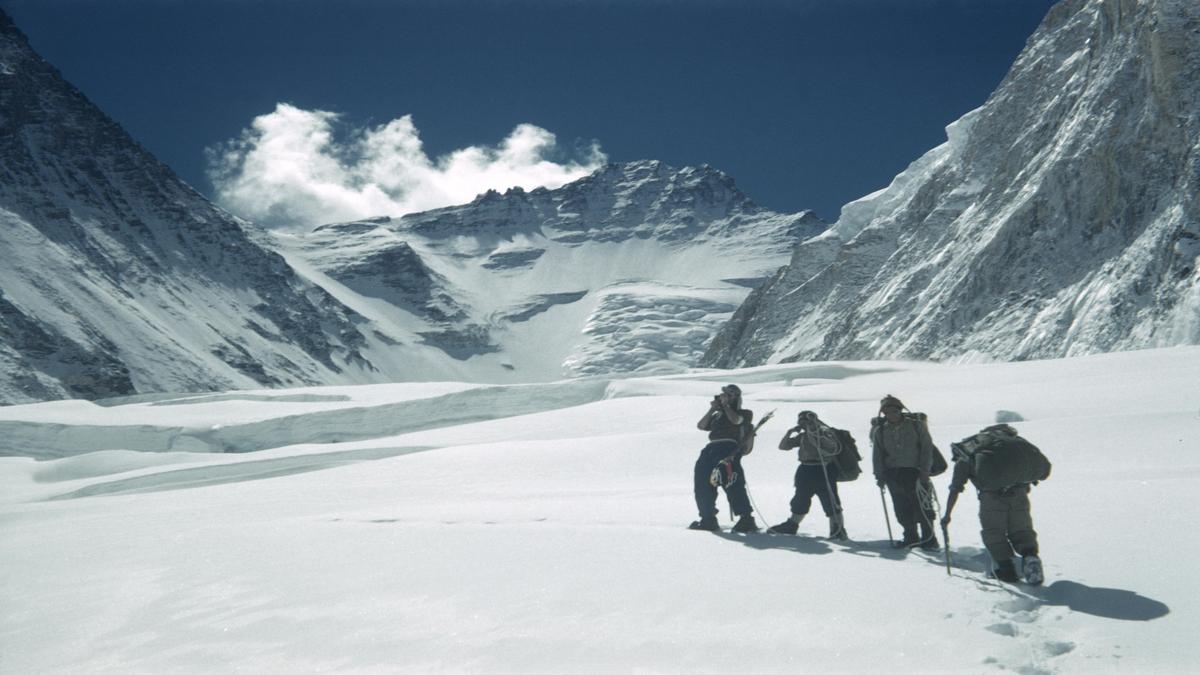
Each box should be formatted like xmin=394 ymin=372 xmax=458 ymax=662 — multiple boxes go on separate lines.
xmin=1043 ymin=641 xmax=1075 ymax=657
xmin=986 ymin=622 xmax=1019 ymax=637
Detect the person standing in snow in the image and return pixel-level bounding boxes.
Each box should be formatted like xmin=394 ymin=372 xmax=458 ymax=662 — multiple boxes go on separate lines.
xmin=871 ymin=395 xmax=940 ymax=550
xmin=767 ymin=411 xmax=848 ymax=540
xmin=690 ymin=384 xmax=759 ymax=533
xmin=941 ymin=427 xmax=1046 ymax=585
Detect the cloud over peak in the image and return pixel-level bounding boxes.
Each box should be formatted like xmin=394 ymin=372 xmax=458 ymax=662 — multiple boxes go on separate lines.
xmin=207 ymin=104 xmax=606 ymax=230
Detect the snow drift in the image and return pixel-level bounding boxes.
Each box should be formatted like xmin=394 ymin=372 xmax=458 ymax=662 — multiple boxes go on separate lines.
xmin=0 ymin=347 xmax=1195 ymax=672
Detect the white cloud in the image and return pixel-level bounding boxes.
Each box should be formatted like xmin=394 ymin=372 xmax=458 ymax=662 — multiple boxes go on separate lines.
xmin=207 ymin=103 xmax=607 ymax=230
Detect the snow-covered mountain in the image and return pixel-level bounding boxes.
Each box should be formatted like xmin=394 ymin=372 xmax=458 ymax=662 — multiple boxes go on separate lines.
xmin=0 ymin=9 xmax=823 ymax=405
xmin=0 ymin=11 xmax=411 ymax=405
xmin=276 ymin=160 xmax=824 ymax=382
xmin=705 ymin=0 xmax=1200 ymax=367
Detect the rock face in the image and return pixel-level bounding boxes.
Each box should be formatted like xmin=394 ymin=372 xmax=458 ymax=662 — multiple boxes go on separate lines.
xmin=0 ymin=11 xmax=384 ymax=404
xmin=705 ymin=0 xmax=1200 ymax=367
xmin=280 ymin=160 xmax=825 ymax=380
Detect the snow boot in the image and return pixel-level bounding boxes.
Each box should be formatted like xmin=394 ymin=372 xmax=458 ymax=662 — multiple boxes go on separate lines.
xmin=894 ymin=531 xmax=919 ymax=549
xmin=688 ymin=516 xmax=720 ymax=532
xmin=917 ymin=534 xmax=940 ymax=551
xmin=1022 ymin=555 xmax=1044 ymax=586
xmin=768 ymin=520 xmax=799 ymax=535
xmin=732 ymin=515 xmax=760 ymax=533
xmin=768 ymin=514 xmax=803 ymax=535
xmin=992 ymin=559 xmax=1019 ymax=583
xmin=828 ymin=515 xmax=848 ymax=541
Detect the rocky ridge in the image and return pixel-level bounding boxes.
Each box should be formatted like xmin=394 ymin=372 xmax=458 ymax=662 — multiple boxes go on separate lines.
xmin=705 ymin=0 xmax=1200 ymax=367
xmin=0 ymin=11 xmax=388 ymax=404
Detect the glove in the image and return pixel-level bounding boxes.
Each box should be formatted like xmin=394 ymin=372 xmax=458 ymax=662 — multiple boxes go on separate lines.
xmin=940 ymin=516 xmax=951 ymax=528
xmin=876 ymin=478 xmax=886 ymax=488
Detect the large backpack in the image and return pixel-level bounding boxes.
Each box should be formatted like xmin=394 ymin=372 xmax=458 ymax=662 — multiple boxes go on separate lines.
xmin=952 ymin=424 xmax=1052 ymax=491
xmin=870 ymin=412 xmax=948 ymax=476
xmin=830 ymin=428 xmax=862 ymax=482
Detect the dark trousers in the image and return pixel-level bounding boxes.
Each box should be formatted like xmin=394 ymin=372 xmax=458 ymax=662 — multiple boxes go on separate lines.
xmin=694 ymin=440 xmax=751 ymax=520
xmin=884 ymin=468 xmax=935 ymax=539
xmin=790 ymin=463 xmax=842 ymax=517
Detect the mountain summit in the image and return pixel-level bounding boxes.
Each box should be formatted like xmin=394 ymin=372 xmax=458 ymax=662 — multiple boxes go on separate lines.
xmin=705 ymin=0 xmax=1200 ymax=367
xmin=278 ymin=160 xmax=824 ymax=381
xmin=0 ymin=8 xmax=824 ymax=403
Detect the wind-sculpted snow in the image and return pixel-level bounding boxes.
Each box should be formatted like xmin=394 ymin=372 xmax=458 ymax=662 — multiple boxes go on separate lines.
xmin=0 ymin=348 xmax=1194 ymax=672
xmin=706 ymin=0 xmax=1200 ymax=367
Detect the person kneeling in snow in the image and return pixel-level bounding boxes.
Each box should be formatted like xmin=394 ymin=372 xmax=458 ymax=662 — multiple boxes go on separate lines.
xmin=690 ymin=384 xmax=759 ymax=533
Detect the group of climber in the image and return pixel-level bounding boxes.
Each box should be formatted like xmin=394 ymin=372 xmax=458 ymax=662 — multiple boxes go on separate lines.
xmin=690 ymin=385 xmax=1049 ymax=585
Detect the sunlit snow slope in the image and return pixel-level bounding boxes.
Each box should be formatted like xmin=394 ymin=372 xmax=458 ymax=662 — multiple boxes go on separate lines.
xmin=1 ymin=347 xmax=1195 ymax=673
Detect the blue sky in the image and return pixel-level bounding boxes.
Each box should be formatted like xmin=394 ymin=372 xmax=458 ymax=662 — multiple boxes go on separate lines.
xmin=4 ymin=0 xmax=1056 ymax=223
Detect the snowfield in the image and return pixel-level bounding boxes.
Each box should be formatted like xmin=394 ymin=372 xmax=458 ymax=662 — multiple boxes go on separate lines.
xmin=1 ymin=347 xmax=1196 ymax=673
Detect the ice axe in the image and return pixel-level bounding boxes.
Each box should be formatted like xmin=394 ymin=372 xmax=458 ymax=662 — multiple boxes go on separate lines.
xmin=941 ymin=520 xmax=953 ymax=575
xmin=879 ymin=485 xmax=894 ymax=544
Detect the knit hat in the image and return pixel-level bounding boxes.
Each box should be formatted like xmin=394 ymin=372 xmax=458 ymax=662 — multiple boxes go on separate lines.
xmin=879 ymin=394 xmax=905 ymax=413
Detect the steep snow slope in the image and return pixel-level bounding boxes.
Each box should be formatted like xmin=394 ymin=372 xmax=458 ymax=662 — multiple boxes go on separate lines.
xmin=706 ymin=0 xmax=1200 ymax=367
xmin=278 ymin=161 xmax=825 ymax=381
xmin=0 ymin=11 xmax=396 ymax=405
xmin=0 ymin=347 xmax=1195 ymax=672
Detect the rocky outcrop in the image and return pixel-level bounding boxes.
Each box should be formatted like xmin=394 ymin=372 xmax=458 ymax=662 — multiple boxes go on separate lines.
xmin=0 ymin=11 xmax=382 ymax=404
xmin=705 ymin=0 xmax=1200 ymax=367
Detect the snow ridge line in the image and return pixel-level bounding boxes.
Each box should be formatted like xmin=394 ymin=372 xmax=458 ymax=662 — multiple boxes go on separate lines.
xmin=0 ymin=379 xmax=611 ymax=458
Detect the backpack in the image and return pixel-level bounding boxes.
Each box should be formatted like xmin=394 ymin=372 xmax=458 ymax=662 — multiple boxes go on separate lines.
xmin=830 ymin=428 xmax=862 ymax=482
xmin=870 ymin=412 xmax=948 ymax=476
xmin=951 ymin=424 xmax=1052 ymax=491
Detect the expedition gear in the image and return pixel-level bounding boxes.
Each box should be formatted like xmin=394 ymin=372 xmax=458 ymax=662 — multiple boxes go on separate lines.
xmin=732 ymin=515 xmax=760 ymax=533
xmin=688 ymin=516 xmax=720 ymax=531
xmin=1022 ymin=555 xmax=1044 ymax=586
xmin=693 ymin=440 xmax=752 ymax=526
xmin=942 ymin=425 xmax=1049 ymax=582
xmin=879 ymin=486 xmax=895 ymax=543
xmin=691 ymin=387 xmax=769 ymax=530
xmin=940 ymin=520 xmax=953 ymax=575
xmin=828 ymin=513 xmax=848 ymax=541
xmin=832 ymin=428 xmax=862 ymax=481
xmin=872 ymin=397 xmax=943 ymax=547
xmin=950 ymin=424 xmax=1051 ymax=491
xmin=770 ymin=411 xmax=848 ymax=539
xmin=993 ymin=559 xmax=1020 ymax=583
xmin=709 ymin=457 xmax=738 ymax=488
xmin=767 ymin=516 xmax=801 ymax=535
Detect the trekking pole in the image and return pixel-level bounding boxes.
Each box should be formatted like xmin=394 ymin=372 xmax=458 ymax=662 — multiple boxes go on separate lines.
xmin=941 ymin=521 xmax=953 ymax=575
xmin=879 ymin=485 xmax=894 ymax=544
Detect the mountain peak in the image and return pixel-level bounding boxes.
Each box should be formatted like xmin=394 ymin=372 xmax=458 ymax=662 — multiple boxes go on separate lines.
xmin=705 ymin=0 xmax=1200 ymax=367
